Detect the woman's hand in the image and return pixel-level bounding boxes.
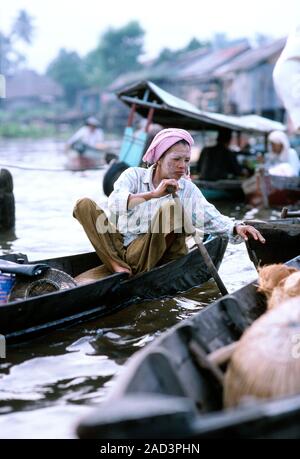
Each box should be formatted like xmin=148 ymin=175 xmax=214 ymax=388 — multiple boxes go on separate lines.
xmin=235 ymin=224 xmax=266 ymax=243
xmin=128 ymin=179 xmax=179 ymax=209
xmin=152 ymin=179 xmax=179 ymax=198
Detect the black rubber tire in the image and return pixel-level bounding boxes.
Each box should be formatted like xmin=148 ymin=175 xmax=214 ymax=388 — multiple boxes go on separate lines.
xmin=0 ymin=169 xmax=14 ymax=193
xmin=105 ymin=152 xmax=118 ymax=164
xmin=0 ymin=191 xmax=15 ymax=230
xmin=103 ymin=161 xmax=128 ymax=197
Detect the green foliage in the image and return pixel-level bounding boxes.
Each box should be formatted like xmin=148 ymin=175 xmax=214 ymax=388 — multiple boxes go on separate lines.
xmin=84 ymin=21 xmax=145 ymax=87
xmin=155 ymin=48 xmax=176 ymax=64
xmin=184 ymin=38 xmax=210 ymax=52
xmin=0 ymin=103 xmax=66 ymax=122
xmin=11 ymin=10 xmax=34 ymax=44
xmin=46 ymin=49 xmax=87 ymax=106
xmin=0 ymin=105 xmax=68 ymax=139
xmin=154 ymin=37 xmax=211 ymax=65
xmin=84 ymin=47 xmax=106 ymax=87
xmin=0 ymin=9 xmax=34 ymax=75
xmin=0 ymin=122 xmax=57 ymax=139
xmin=0 ymin=33 xmax=14 ymax=75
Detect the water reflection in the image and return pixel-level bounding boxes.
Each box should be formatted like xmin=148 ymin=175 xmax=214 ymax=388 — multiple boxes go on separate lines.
xmin=0 ymin=140 xmax=269 ymax=438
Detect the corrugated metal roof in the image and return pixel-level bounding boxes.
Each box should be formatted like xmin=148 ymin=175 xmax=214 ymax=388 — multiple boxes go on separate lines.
xmin=108 ymin=47 xmax=212 ymax=91
xmin=177 ymin=43 xmax=250 ymax=79
xmin=215 ymin=38 xmax=286 ymax=76
xmin=109 ymin=38 xmax=286 ymax=95
xmin=117 ymin=80 xmax=285 ymax=134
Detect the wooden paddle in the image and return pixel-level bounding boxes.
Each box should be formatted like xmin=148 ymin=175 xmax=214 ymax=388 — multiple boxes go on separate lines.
xmin=167 ymin=186 xmax=228 ymax=296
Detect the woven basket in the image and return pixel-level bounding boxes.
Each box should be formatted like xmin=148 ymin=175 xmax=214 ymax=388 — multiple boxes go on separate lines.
xmin=224 ymin=296 xmax=300 ymax=408
xmin=8 ymin=268 xmax=77 ymax=301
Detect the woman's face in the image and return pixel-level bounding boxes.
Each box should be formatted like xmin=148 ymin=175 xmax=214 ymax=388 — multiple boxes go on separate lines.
xmin=157 ymin=143 xmax=191 ymax=179
xmin=271 ymin=141 xmax=283 ymax=154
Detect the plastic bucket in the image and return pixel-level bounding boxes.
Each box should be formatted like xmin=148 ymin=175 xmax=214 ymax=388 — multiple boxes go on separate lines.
xmin=0 ymin=274 xmax=15 ymax=304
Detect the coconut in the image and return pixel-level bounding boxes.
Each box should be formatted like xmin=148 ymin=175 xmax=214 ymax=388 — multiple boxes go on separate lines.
xmin=224 ymin=296 xmax=300 ymax=408
xmin=268 ymin=272 xmax=300 ymax=310
xmin=257 ymin=264 xmax=297 ymax=298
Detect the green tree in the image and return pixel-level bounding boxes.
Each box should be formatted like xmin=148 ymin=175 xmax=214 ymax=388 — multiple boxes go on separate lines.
xmin=0 ymin=9 xmax=34 ymax=75
xmin=154 ymin=37 xmax=210 ymax=65
xmin=0 ymin=33 xmax=13 ymax=75
xmin=47 ymin=49 xmax=87 ymax=106
xmin=155 ymin=47 xmax=176 ymax=64
xmin=84 ymin=21 xmax=145 ymax=87
xmin=11 ymin=9 xmax=34 ymax=44
xmin=84 ymin=47 xmax=106 ymax=87
xmin=184 ymin=38 xmax=210 ymax=52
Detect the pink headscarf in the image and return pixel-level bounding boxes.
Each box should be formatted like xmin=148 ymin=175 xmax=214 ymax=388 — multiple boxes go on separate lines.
xmin=142 ymin=128 xmax=194 ymax=164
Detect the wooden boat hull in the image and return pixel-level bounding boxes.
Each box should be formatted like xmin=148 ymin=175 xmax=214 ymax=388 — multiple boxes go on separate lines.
xmin=193 ymin=178 xmax=244 ymax=201
xmin=66 ymin=148 xmax=105 ymax=171
xmin=246 ymin=218 xmax=300 ymax=266
xmin=66 ymin=156 xmax=103 ymax=171
xmin=243 ymin=173 xmax=300 ymax=207
xmin=0 ymin=236 xmax=227 ymax=343
xmin=66 ymin=146 xmax=118 ymax=171
xmin=77 ymin=256 xmax=300 ymax=439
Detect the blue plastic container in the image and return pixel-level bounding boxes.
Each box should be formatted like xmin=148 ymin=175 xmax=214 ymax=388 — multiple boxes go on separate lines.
xmin=0 ymin=274 xmax=15 ymax=304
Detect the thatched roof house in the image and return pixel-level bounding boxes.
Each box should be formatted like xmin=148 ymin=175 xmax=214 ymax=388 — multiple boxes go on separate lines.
xmin=5 ymin=69 xmax=63 ymax=109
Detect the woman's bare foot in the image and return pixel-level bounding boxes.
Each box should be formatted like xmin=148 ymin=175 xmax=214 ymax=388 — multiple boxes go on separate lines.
xmin=110 ymin=259 xmax=132 ymax=275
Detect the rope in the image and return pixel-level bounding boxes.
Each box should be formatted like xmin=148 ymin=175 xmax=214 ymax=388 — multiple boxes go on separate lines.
xmin=0 ymin=162 xmax=103 ymax=172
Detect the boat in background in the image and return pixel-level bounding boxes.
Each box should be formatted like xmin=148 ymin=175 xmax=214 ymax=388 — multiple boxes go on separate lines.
xmin=66 ymin=143 xmax=118 ymax=171
xmin=192 ymin=178 xmax=244 ymax=201
xmin=103 ymin=80 xmax=285 ymax=199
xmin=242 ymin=169 xmax=300 ymax=207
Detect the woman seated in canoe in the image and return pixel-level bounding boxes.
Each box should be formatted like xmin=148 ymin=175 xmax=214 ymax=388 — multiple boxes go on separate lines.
xmin=264 ymin=131 xmax=300 ymax=177
xmin=73 ymin=128 xmax=265 ymax=276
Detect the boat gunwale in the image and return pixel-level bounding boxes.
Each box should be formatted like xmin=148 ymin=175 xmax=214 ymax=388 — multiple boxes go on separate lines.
xmin=0 ymin=235 xmax=227 ymax=342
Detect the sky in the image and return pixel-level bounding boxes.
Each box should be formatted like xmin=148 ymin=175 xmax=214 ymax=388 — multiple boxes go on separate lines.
xmin=1 ymin=0 xmax=299 ymax=73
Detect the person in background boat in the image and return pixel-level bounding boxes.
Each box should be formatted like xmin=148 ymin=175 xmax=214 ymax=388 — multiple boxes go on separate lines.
xmin=196 ymin=128 xmax=244 ymax=180
xmin=264 ymin=131 xmax=300 ymax=177
xmin=237 ymin=135 xmax=258 ymax=175
xmin=73 ymin=128 xmax=265 ymax=276
xmin=65 ymin=117 xmax=105 ymax=155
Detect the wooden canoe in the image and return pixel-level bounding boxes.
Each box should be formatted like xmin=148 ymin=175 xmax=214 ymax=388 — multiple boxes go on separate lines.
xmin=192 ymin=177 xmax=244 ymax=201
xmin=242 ymin=171 xmax=300 ymax=207
xmin=77 ymin=255 xmax=300 ymax=439
xmin=0 ymin=235 xmax=227 ymax=343
xmin=66 ymin=147 xmax=118 ymax=171
xmin=245 ymin=218 xmax=300 ymax=267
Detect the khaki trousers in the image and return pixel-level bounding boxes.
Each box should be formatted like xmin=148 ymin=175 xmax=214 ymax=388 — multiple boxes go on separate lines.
xmin=73 ymin=198 xmax=188 ymax=277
